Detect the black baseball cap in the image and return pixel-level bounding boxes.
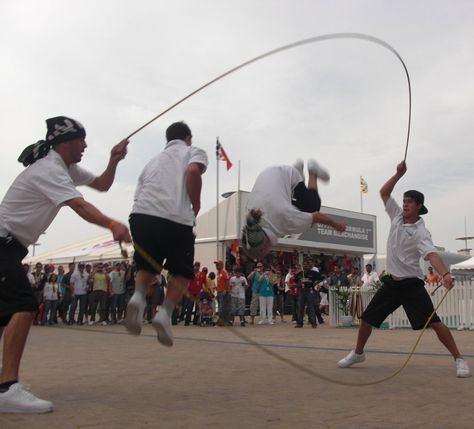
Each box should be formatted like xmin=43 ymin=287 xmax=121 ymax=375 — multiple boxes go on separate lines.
xmin=404 ymin=190 xmax=428 ymax=215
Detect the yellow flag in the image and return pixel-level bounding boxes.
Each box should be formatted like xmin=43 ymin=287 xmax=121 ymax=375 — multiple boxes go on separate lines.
xmin=360 ymin=176 xmax=368 ymax=194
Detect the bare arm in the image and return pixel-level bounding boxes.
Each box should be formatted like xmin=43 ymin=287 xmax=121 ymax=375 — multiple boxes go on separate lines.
xmin=66 ymin=197 xmax=131 ymax=243
xmin=88 ymin=139 xmax=129 ymax=192
xmin=380 ymin=161 xmax=407 ymax=204
xmin=312 ymin=212 xmax=346 ymax=232
xmin=186 ymin=162 xmax=205 ymax=217
xmin=427 ymin=252 xmax=453 ymax=289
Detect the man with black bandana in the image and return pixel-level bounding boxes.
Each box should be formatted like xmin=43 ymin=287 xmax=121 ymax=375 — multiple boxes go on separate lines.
xmin=0 ymin=116 xmax=131 ymax=413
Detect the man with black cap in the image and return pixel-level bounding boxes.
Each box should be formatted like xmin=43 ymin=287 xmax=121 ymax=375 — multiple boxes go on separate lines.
xmin=338 ymin=161 xmax=470 ymax=378
xmin=0 ymin=116 xmax=131 ymax=413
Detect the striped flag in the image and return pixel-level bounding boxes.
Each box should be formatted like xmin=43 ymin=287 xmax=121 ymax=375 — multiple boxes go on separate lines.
xmin=216 ymin=138 xmax=232 ymax=170
xmin=360 ymin=176 xmax=368 ymax=194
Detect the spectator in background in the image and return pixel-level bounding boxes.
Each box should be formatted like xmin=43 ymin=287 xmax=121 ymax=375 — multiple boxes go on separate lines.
xmin=286 ymin=265 xmax=300 ymax=323
xmin=348 ymin=267 xmax=362 ymax=288
xmin=272 ymin=268 xmax=285 ymax=323
xmin=215 ymin=260 xmax=231 ymax=326
xmin=329 ymin=265 xmax=348 ymax=288
xmin=110 ymin=262 xmax=126 ymax=324
xmin=41 ymin=273 xmax=60 ymax=325
xmin=248 ymin=262 xmax=264 ymax=324
xmin=257 ymin=267 xmax=274 ymax=325
xmin=361 ymin=264 xmax=380 ymax=289
xmin=69 ymin=263 xmax=89 ymax=325
xmin=230 ymin=267 xmax=248 ymax=326
xmin=88 ymin=263 xmax=110 ymax=325
xmin=60 ymin=262 xmax=75 ymax=323
xmin=425 ymin=266 xmax=440 ymax=285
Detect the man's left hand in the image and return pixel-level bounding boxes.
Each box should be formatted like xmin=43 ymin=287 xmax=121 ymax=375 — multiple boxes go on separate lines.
xmin=110 ymin=139 xmax=129 ymax=163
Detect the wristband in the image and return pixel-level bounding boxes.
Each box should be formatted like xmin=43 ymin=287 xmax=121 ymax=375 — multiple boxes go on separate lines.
xmin=108 ymin=220 xmax=117 ymax=230
xmin=442 ymin=272 xmax=450 ymax=278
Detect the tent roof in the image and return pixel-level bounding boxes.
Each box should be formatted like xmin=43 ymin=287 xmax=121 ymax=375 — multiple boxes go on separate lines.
xmin=451 ymin=256 xmax=474 ymax=270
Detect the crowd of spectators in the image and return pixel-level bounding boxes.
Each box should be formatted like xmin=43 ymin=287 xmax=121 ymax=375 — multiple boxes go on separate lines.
xmin=27 ymin=253 xmax=446 ymax=328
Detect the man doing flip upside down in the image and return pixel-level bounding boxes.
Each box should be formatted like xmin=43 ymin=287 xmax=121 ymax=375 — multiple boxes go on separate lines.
xmin=242 ymin=158 xmax=346 ymax=259
xmin=338 ymin=161 xmax=470 ymax=378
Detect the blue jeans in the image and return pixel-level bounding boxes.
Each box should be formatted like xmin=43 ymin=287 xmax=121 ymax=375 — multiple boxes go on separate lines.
xmin=69 ymin=295 xmax=88 ymax=323
xmin=111 ymin=293 xmax=126 ymax=321
xmin=297 ymin=290 xmax=316 ymax=326
xmin=42 ymin=300 xmax=58 ymax=324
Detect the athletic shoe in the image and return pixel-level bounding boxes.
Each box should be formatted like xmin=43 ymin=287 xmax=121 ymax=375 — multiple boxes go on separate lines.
xmin=337 ymin=350 xmax=366 ymax=368
xmin=455 ymin=358 xmax=471 ymax=378
xmin=294 ymin=324 xmax=303 ymax=328
xmin=293 ymin=158 xmax=304 ymax=179
xmin=100 ymin=321 xmax=107 ymax=326
xmin=152 ymin=311 xmax=174 ymax=347
xmin=307 ymin=158 xmax=330 ymax=182
xmin=0 ymin=383 xmax=53 ymax=414
xmin=125 ymin=292 xmax=146 ymax=336
xmin=88 ymin=321 xmax=95 ymax=326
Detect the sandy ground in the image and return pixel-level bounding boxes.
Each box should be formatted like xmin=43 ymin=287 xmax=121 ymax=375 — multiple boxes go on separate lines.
xmin=0 ymin=321 xmax=473 ymax=429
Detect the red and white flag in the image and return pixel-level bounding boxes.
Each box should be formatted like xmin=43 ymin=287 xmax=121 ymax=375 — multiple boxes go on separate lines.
xmin=216 ymin=138 xmax=232 ymax=171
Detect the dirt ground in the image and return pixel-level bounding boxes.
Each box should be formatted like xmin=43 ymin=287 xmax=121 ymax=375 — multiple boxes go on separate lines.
xmin=0 ymin=322 xmax=472 ymax=429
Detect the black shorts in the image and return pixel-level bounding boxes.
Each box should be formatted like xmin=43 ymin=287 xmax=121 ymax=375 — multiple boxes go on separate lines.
xmin=0 ymin=235 xmax=38 ymax=326
xmin=361 ymin=276 xmax=440 ymax=330
xmin=292 ymin=182 xmax=321 ymax=213
xmin=129 ymin=214 xmax=195 ymax=280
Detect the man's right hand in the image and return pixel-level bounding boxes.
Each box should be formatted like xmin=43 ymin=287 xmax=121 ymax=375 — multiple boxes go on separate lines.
xmin=110 ymin=222 xmax=132 ymax=243
xmin=396 ymin=161 xmax=407 ymax=177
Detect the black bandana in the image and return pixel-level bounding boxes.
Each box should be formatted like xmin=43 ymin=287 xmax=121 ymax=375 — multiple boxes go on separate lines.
xmin=17 ymin=116 xmax=86 ymax=167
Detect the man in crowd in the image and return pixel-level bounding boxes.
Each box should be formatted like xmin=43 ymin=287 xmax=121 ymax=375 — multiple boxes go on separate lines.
xmin=69 ymin=263 xmax=89 ymax=325
xmin=215 ymin=260 xmax=231 ymax=326
xmin=361 ymin=264 xmax=380 ymax=289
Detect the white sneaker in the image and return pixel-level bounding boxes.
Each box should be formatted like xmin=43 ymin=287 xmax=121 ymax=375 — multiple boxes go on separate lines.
xmin=293 ymin=158 xmax=304 ymax=179
xmin=152 ymin=311 xmax=174 ymax=347
xmin=125 ymin=292 xmax=146 ymax=336
xmin=455 ymin=358 xmax=471 ymax=378
xmin=100 ymin=321 xmax=107 ymax=326
xmin=0 ymin=383 xmax=53 ymax=414
xmin=88 ymin=321 xmax=95 ymax=326
xmin=337 ymin=350 xmax=366 ymax=368
xmin=308 ymin=158 xmax=330 ymax=182
xmin=258 ymin=319 xmax=266 ymax=325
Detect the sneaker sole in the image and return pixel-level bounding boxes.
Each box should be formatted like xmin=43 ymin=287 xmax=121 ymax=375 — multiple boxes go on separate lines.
xmin=125 ymin=302 xmax=143 ymax=336
xmin=0 ymin=405 xmax=53 ymax=414
xmin=152 ymin=318 xmax=173 ymax=347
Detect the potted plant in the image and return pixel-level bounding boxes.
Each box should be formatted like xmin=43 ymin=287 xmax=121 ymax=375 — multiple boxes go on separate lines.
xmin=333 ymin=284 xmax=352 ymax=327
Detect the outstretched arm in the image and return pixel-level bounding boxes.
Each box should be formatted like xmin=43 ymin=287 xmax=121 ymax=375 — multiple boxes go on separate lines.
xmin=380 ymin=161 xmax=407 ymax=204
xmin=66 ymin=197 xmax=131 ymax=243
xmin=88 ymin=139 xmax=129 ymax=192
xmin=312 ymin=212 xmax=346 ymax=232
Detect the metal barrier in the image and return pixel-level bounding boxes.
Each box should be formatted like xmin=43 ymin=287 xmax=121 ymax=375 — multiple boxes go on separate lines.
xmin=329 ymin=281 xmax=474 ymax=330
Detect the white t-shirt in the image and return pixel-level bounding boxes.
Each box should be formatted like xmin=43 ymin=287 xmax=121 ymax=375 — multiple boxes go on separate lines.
xmin=43 ymin=282 xmax=60 ymax=301
xmin=229 ymin=275 xmax=248 ymax=299
xmin=385 ymin=197 xmax=437 ymax=279
xmin=246 ymin=165 xmax=313 ymax=244
xmin=361 ymin=271 xmax=380 ymax=288
xmin=131 ymin=140 xmax=208 ymax=226
xmin=70 ymin=271 xmax=89 ymax=295
xmin=0 ymin=150 xmax=95 ymax=247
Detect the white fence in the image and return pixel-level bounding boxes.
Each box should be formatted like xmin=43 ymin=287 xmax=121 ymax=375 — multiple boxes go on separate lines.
xmin=329 ymin=280 xmax=474 ymax=330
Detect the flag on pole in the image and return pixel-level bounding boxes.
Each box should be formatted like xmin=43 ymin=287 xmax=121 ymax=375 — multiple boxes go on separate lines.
xmin=360 ymin=176 xmax=368 ymax=194
xmin=216 ymin=138 xmax=232 ymax=170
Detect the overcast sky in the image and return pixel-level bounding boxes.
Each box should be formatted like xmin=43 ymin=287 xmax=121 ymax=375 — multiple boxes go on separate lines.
xmin=1 ymin=0 xmax=473 ymax=257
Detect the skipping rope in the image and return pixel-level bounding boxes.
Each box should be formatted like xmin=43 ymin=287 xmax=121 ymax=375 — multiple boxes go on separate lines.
xmin=124 ymin=33 xmax=450 ymax=386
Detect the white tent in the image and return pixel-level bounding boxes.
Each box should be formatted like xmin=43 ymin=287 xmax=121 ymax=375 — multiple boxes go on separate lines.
xmin=451 ymin=256 xmax=474 ymax=270
xmin=24 ymin=233 xmax=133 ymax=265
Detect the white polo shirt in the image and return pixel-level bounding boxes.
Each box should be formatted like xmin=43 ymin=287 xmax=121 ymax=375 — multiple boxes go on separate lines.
xmin=247 ymin=165 xmax=313 ymax=244
xmin=131 ymin=139 xmax=208 ymax=226
xmin=385 ymin=197 xmax=437 ymax=279
xmin=0 ymin=150 xmax=95 ymax=247
xmin=70 ymin=271 xmax=89 ymax=295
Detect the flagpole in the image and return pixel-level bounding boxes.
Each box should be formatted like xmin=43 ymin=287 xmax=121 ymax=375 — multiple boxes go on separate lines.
xmin=216 ymin=137 xmax=220 ymax=260
xmin=237 ymin=160 xmax=241 ymax=237
xmin=360 ymin=175 xmax=363 ymax=213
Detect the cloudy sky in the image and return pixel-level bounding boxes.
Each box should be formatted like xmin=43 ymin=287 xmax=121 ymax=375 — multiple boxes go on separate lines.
xmin=1 ymin=0 xmax=473 ymax=257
